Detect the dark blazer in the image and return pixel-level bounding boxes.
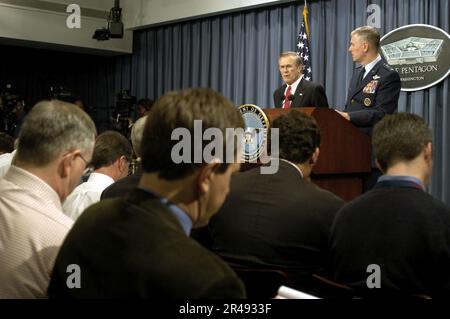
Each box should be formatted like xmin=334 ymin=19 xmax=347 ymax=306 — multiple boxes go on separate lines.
xmin=330 ymin=181 xmax=450 ymax=298
xmin=48 ymin=188 xmax=245 ymax=298
xmin=101 ymin=169 xmax=142 ymax=199
xmin=345 ymin=59 xmax=401 ymax=135
xmin=273 ymin=78 xmax=329 ymax=108
xmin=208 ymin=160 xmax=344 ymax=277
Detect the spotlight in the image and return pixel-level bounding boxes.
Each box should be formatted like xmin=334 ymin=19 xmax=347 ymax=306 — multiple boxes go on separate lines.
xmin=92 ymin=28 xmax=110 ymax=41
xmin=92 ymin=0 xmax=123 ymax=41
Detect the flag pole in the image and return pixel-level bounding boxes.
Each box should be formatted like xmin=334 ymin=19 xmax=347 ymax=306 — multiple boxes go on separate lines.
xmin=296 ymin=0 xmax=313 ymax=81
xmin=303 ymin=0 xmax=310 ymax=38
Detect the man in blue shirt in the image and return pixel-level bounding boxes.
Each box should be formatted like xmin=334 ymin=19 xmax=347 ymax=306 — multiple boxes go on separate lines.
xmin=329 ymin=113 xmax=450 ymax=298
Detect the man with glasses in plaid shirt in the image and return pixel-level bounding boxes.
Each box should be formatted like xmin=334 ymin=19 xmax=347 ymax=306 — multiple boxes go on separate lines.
xmin=0 ymin=100 xmax=96 ymax=298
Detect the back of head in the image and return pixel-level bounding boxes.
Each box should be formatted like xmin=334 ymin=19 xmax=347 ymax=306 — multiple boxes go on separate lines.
xmin=351 ymin=26 xmax=380 ymax=51
xmin=137 ymin=98 xmax=155 ymax=112
xmin=90 ymin=131 xmax=133 ymax=170
xmin=271 ymin=110 xmax=320 ymax=164
xmin=15 ymin=100 xmax=96 ymax=166
xmin=131 ymin=115 xmax=147 ymax=158
xmin=373 ymin=113 xmax=432 ymax=172
xmin=141 ymin=88 xmax=244 ymax=180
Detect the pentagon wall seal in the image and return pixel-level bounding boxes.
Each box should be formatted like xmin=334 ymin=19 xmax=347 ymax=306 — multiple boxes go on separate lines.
xmin=381 ymin=24 xmax=450 ymax=91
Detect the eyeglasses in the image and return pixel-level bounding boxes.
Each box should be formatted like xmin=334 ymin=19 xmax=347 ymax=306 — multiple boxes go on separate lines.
xmin=78 ymin=154 xmax=94 ymax=176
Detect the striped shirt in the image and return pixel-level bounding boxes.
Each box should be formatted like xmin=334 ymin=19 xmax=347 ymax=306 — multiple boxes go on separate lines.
xmin=0 ymin=166 xmax=73 ymax=298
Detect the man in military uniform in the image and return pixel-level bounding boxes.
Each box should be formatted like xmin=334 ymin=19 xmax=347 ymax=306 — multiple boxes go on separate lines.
xmin=336 ymin=26 xmax=401 ymax=136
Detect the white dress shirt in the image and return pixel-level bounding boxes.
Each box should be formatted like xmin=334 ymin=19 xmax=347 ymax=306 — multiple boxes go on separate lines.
xmin=0 ymin=150 xmax=16 ymax=178
xmin=284 ymin=74 xmax=304 ymax=98
xmin=0 ymin=165 xmax=73 ymax=298
xmin=63 ymin=172 xmax=115 ymax=221
xmin=362 ymin=54 xmax=382 ymax=79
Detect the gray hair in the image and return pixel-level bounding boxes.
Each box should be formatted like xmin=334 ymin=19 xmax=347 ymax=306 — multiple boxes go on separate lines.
xmin=279 ymin=51 xmax=302 ymax=67
xmin=131 ymin=115 xmax=148 ymax=158
xmin=15 ymin=100 xmax=97 ymax=166
xmin=351 ymin=26 xmax=380 ymax=51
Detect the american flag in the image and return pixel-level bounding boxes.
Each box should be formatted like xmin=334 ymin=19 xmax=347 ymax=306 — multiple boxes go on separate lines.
xmin=296 ymin=2 xmax=312 ymax=81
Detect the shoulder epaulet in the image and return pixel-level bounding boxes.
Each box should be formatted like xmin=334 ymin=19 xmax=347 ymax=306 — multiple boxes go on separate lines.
xmin=382 ymin=63 xmax=395 ymax=71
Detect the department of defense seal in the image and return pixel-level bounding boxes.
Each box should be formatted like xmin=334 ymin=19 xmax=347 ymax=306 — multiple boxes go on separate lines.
xmin=238 ymin=104 xmax=270 ymax=162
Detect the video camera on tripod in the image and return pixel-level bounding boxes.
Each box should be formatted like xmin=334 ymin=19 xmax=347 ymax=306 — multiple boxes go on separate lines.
xmin=50 ymin=86 xmax=76 ymax=103
xmin=112 ymin=89 xmax=136 ymax=138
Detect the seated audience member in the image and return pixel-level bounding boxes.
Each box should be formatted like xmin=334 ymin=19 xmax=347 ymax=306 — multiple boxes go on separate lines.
xmin=12 ymin=99 xmax=28 ymax=139
xmin=73 ymin=98 xmax=85 ymax=111
xmin=208 ymin=110 xmax=344 ymax=279
xmin=63 ymin=131 xmax=132 ymax=220
xmin=0 ymin=152 xmax=14 ymax=178
xmin=136 ymin=98 xmax=154 ymax=118
xmin=0 ymin=100 xmax=96 ymax=298
xmin=330 ymin=113 xmax=450 ymax=298
xmin=48 ymin=88 xmax=246 ymax=298
xmin=0 ymin=132 xmax=14 ymax=154
xmin=0 ymin=132 xmax=15 ymax=178
xmin=101 ymin=115 xmax=147 ymax=199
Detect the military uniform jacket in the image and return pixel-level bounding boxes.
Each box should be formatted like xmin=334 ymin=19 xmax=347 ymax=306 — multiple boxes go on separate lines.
xmin=345 ymin=59 xmax=401 ymax=135
xmin=273 ymin=78 xmax=329 ymax=108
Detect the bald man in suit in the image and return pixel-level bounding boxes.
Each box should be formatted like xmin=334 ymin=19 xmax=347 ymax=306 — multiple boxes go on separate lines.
xmin=273 ymin=51 xmax=329 ymax=109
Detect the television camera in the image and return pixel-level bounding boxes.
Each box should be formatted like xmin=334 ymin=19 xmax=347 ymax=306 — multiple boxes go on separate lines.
xmin=0 ymin=84 xmax=25 ymax=136
xmin=111 ymin=89 xmax=136 ymax=138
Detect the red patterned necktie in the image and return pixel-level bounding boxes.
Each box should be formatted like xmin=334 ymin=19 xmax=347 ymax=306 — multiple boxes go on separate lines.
xmin=283 ymin=85 xmax=292 ymax=109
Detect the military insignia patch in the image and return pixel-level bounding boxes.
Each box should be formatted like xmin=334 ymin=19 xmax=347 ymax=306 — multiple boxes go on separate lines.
xmin=238 ymin=104 xmax=270 ymax=162
xmin=364 ymin=98 xmax=372 ymax=107
xmin=363 ymin=80 xmax=379 ymax=94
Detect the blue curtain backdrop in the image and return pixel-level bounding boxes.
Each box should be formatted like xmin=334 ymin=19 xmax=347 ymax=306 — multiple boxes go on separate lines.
xmin=114 ymin=0 xmax=449 ymax=204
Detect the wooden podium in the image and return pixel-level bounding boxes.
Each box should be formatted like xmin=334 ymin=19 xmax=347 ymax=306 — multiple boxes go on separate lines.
xmin=263 ymin=107 xmax=371 ymax=201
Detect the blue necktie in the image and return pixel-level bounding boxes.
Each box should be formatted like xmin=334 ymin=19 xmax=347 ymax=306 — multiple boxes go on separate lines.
xmin=356 ymin=67 xmax=366 ymax=87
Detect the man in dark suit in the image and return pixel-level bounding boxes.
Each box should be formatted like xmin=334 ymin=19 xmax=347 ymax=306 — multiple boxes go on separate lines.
xmin=208 ymin=110 xmax=344 ymax=280
xmin=101 ymin=115 xmax=148 ymax=200
xmin=48 ymin=88 xmax=246 ymax=298
xmin=273 ymin=51 xmax=329 ymax=108
xmin=336 ymin=26 xmax=401 ymax=136
xmin=330 ymin=113 xmax=450 ymax=298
